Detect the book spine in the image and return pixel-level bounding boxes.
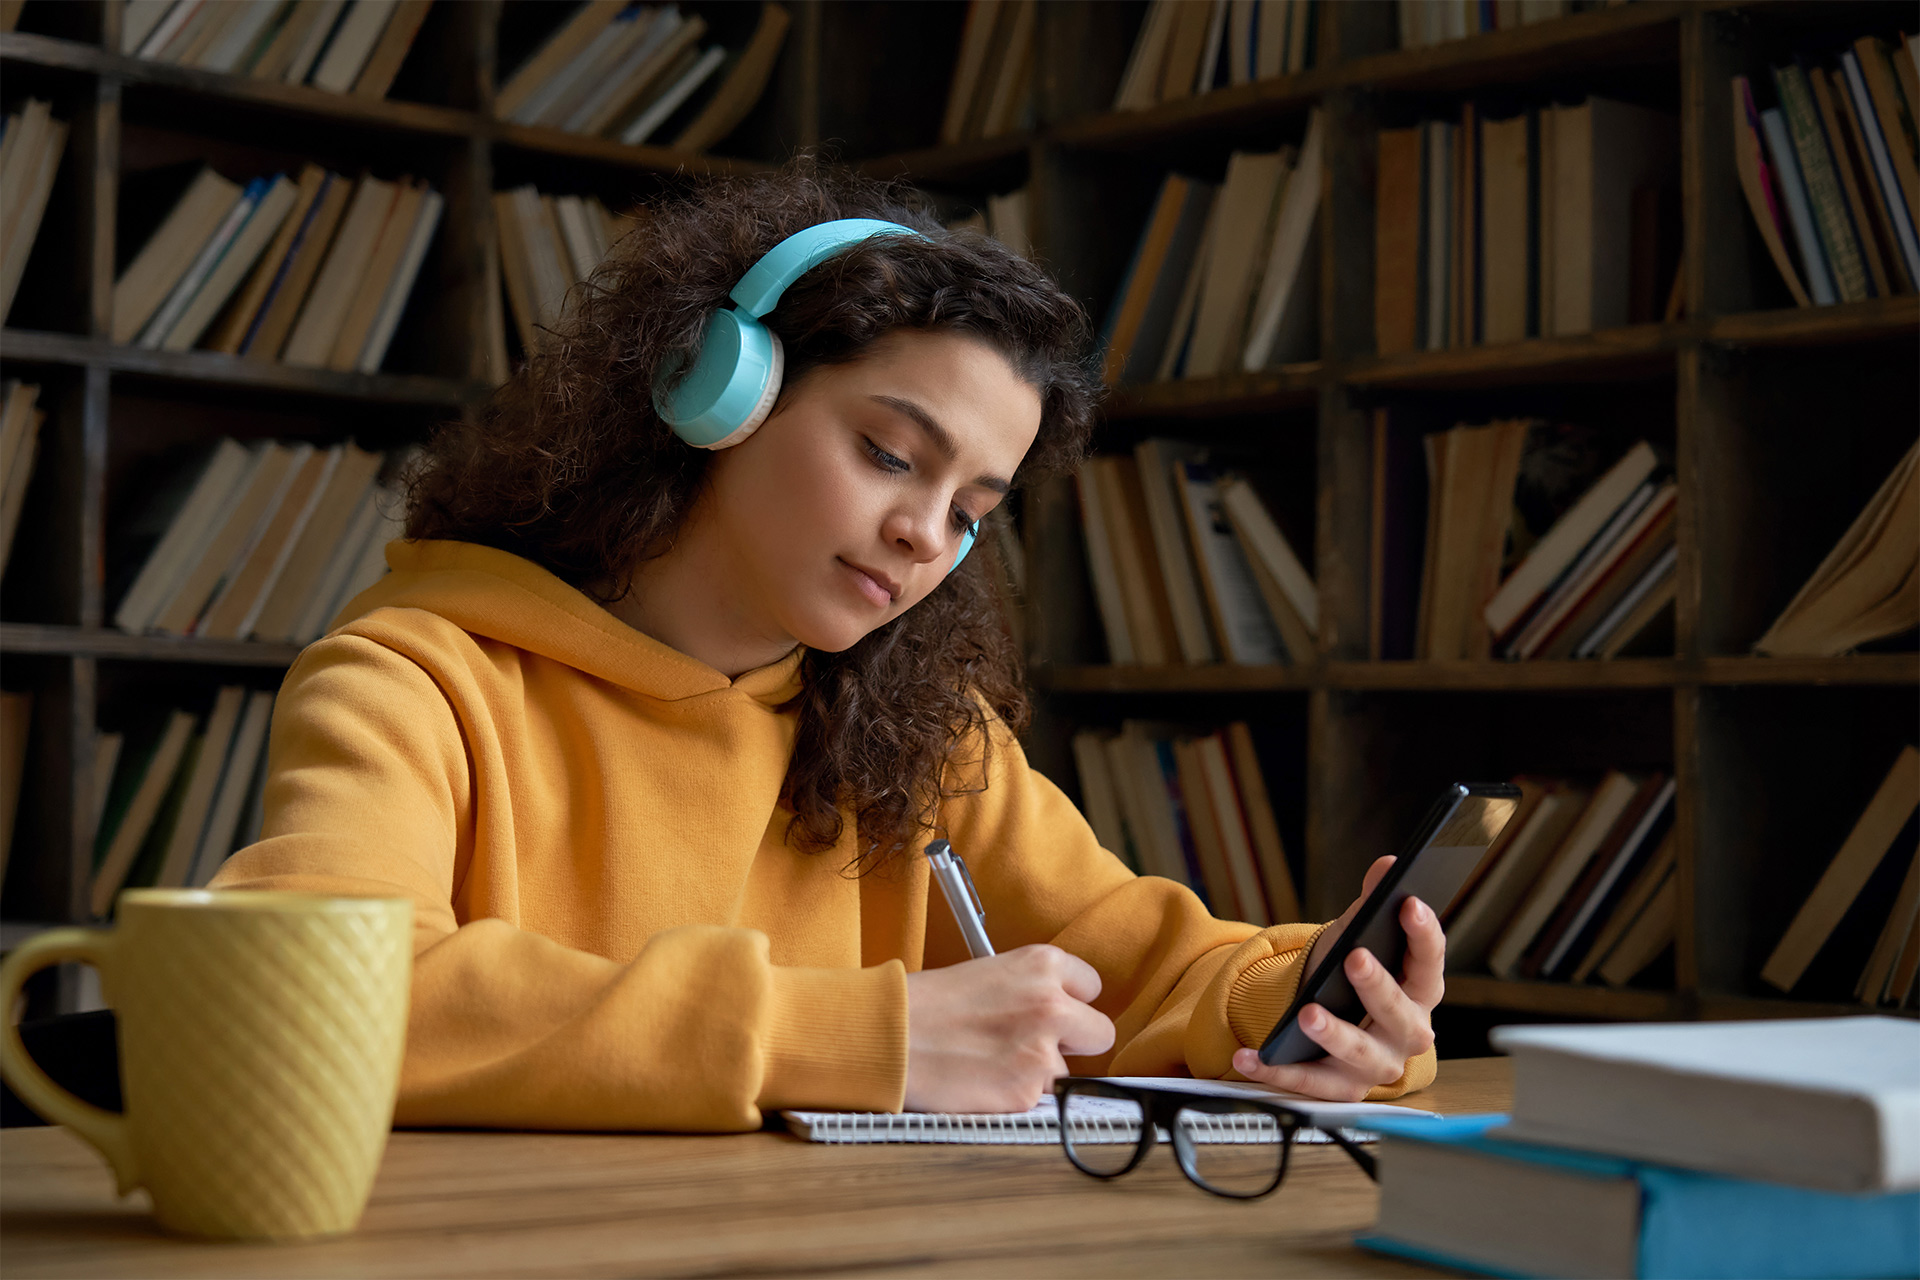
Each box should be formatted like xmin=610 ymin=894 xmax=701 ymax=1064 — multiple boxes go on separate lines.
xmin=1773 ymin=64 xmax=1871 ymax=302
xmin=1760 ymin=107 xmax=1838 ymax=305
xmin=1842 ymin=51 xmax=1920 ymax=286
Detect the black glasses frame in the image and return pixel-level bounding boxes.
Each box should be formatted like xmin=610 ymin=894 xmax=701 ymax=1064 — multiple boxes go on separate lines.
xmin=1052 ymin=1077 xmax=1379 ymax=1200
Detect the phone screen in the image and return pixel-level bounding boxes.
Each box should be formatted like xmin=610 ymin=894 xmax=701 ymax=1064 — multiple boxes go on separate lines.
xmin=1257 ymin=783 xmax=1521 ymax=1066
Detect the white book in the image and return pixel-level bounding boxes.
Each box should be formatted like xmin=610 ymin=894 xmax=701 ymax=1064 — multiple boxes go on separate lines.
xmin=190 ymin=442 xmax=315 ymax=633
xmin=300 ymin=480 xmax=404 ymax=640
xmin=1574 ymin=543 xmax=1677 ymax=658
xmin=282 ymin=0 xmax=348 ymax=83
xmin=136 ymin=181 xmax=261 ymax=349
xmin=510 ymin=9 xmax=638 ymax=126
xmin=288 ymin=480 xmax=383 ymax=642
xmin=1073 ymin=464 xmax=1135 ymax=663
xmin=1217 ymin=475 xmax=1316 ymax=635
xmin=786 ymin=1075 xmax=1434 ymax=1144
xmin=123 ymin=0 xmax=183 ymax=54
xmin=308 ymin=0 xmax=397 ymax=92
xmin=114 ymin=439 xmax=258 ymax=633
xmin=0 ymin=109 xmax=66 ymax=323
xmin=1538 ymin=777 xmax=1675 ymax=977
xmin=160 ymin=173 xmax=298 ymax=352
xmin=1111 ymin=725 xmax=1187 ymax=887
xmin=137 ymin=0 xmax=203 ymax=58
xmin=1133 ymin=438 xmax=1216 ymax=664
xmin=1494 ymin=1017 xmax=1920 ymax=1193
xmin=189 ymin=688 xmax=276 ymax=886
xmin=282 ymin=174 xmax=397 ymax=366
xmin=234 ymin=444 xmax=344 ymax=637
xmin=1070 ymin=729 xmax=1129 ymax=866
xmin=1760 ymin=106 xmax=1837 ymax=306
xmin=565 ymin=9 xmax=682 ymax=136
xmin=620 ymin=44 xmax=726 ymax=146
xmin=1194 ymin=0 xmax=1228 ymax=95
xmin=1486 ymin=772 xmax=1641 ymax=979
xmin=532 ymin=10 xmax=655 ymax=130
xmin=356 ymin=185 xmax=443 ymax=372
xmin=197 ymin=0 xmax=287 ymax=72
xmin=1175 ymin=462 xmax=1285 ymax=664
xmin=155 ymin=685 xmax=247 ymax=888
xmin=1241 ymin=108 xmax=1324 ymax=370
xmin=552 ymin=195 xmax=604 ymax=282
xmin=1842 ymin=51 xmax=1920 ymax=288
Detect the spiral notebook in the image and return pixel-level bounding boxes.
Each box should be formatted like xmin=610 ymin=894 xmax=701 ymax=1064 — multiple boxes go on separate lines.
xmin=782 ymin=1076 xmax=1440 ymax=1145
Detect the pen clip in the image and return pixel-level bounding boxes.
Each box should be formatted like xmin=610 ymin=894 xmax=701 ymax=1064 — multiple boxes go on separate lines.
xmin=952 ymin=850 xmax=986 ymax=922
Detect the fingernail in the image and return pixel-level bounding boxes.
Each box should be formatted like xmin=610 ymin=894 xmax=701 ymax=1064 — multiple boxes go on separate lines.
xmin=1412 ymin=900 xmax=1430 ymax=924
xmin=1304 ymin=1007 xmax=1323 ymax=1030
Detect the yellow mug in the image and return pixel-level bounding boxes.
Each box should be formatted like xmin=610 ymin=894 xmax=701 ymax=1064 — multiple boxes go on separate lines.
xmin=0 ymin=889 xmax=412 ymax=1241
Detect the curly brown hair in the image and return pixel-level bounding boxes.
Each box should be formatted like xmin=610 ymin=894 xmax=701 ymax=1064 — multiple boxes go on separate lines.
xmin=405 ymin=157 xmax=1099 ymax=871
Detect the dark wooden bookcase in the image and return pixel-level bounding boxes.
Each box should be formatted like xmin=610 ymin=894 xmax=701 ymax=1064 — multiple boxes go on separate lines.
xmin=2 ymin=1 xmax=1915 ymax=1027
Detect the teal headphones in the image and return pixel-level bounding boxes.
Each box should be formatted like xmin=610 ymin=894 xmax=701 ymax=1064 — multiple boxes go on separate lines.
xmin=652 ymin=218 xmax=975 ymax=573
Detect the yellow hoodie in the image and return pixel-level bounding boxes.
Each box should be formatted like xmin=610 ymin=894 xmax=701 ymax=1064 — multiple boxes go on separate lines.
xmin=212 ymin=540 xmax=1434 ymax=1131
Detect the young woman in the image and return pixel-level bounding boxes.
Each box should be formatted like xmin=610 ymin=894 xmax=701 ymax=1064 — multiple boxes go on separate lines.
xmin=211 ymin=161 xmax=1442 ymax=1131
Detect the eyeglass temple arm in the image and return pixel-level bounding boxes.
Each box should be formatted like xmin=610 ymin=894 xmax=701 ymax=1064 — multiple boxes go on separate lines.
xmin=1317 ymin=1123 xmax=1379 ymax=1181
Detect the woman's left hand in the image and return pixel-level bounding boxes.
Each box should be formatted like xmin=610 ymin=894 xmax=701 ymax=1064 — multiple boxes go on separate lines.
xmin=1229 ymin=855 xmax=1443 ymax=1101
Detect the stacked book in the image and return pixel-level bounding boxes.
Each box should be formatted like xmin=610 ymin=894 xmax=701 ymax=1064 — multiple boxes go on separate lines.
xmin=1733 ymin=34 xmax=1920 ymax=310
xmin=88 ymin=686 xmax=280 ymax=917
xmin=1100 ymin=110 xmax=1323 ymax=384
xmin=1 ymin=98 xmax=68 ymax=323
xmin=1762 ymin=745 xmax=1920 ymax=1009
xmin=1394 ymin=0 xmax=1586 ymax=52
xmin=0 ymin=380 xmax=46 ymax=576
xmin=123 ymin=0 xmax=435 ymax=98
xmin=0 ymin=689 xmax=27 ymax=893
xmin=495 ymin=1 xmax=790 ymax=153
xmin=944 ymin=187 xmax=1032 ymax=260
xmin=112 ymin=163 xmax=444 ymax=373
xmin=1373 ymin=97 xmax=1678 ymax=355
xmin=1753 ymin=438 xmax=1917 ymax=658
xmin=1364 ymin=1017 xmax=1920 ymax=1278
xmin=1446 ymin=770 xmax=1679 ymax=988
xmin=939 ymin=0 xmax=1035 ymax=145
xmin=494 ymin=185 xmax=641 ymax=356
xmin=1112 ymin=0 xmax=1321 ymax=113
xmin=1072 ymin=720 xmax=1302 ymax=925
xmin=1370 ymin=417 xmax=1674 ymax=662
xmin=110 ymin=437 xmax=408 ymax=644
xmin=1077 ymin=440 xmax=1317 ymax=667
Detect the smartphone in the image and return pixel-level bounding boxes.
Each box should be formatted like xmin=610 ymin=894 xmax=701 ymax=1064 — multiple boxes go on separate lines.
xmin=1257 ymin=782 xmax=1523 ymax=1066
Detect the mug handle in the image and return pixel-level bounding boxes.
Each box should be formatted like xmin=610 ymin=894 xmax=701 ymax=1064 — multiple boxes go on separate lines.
xmin=0 ymin=928 xmax=140 ymax=1193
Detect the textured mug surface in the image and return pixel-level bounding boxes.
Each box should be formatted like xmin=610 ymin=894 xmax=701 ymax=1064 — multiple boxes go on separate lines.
xmin=0 ymin=890 xmax=412 ymax=1241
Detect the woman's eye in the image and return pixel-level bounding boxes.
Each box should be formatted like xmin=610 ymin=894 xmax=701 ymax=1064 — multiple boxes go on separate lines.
xmin=952 ymin=509 xmax=980 ymax=537
xmin=864 ymin=439 xmax=909 ymax=473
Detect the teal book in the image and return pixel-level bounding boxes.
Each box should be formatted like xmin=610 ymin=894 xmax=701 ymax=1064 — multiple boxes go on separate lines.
xmin=1359 ymin=1114 xmax=1920 ymax=1280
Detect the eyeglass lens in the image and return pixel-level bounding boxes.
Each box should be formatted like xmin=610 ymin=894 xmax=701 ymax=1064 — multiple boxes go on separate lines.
xmin=1059 ymin=1090 xmax=1146 ymax=1177
xmin=1173 ymin=1107 xmax=1290 ymax=1198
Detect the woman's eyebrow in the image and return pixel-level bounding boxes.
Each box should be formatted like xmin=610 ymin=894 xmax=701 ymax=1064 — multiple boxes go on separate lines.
xmin=868 ymin=394 xmax=1011 ymax=494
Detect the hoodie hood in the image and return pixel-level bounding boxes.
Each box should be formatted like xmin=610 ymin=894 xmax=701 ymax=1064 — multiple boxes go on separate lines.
xmin=334 ymin=538 xmax=805 ymax=707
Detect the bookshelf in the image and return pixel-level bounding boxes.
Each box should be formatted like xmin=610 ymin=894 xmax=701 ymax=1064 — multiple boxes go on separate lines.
xmin=1 ymin=1 xmax=1914 ymax=1029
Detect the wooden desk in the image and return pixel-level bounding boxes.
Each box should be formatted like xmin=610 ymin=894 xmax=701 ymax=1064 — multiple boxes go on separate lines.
xmin=1 ymin=1058 xmax=1511 ymax=1278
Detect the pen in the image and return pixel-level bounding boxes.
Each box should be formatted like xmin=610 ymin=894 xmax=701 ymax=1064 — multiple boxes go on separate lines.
xmin=924 ymin=838 xmax=995 ymax=958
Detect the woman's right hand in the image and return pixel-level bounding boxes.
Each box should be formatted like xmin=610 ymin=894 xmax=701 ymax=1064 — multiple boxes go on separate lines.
xmin=902 ymin=944 xmax=1116 ymax=1113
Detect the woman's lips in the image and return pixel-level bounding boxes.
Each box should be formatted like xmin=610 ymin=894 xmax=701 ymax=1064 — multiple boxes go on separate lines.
xmin=839 ymin=558 xmax=898 ymax=608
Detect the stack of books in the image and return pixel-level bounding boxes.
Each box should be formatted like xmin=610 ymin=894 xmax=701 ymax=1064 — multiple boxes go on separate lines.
xmin=1763 ymin=745 xmax=1920 ymax=1009
xmin=1394 ymin=0 xmax=1585 ymax=52
xmin=1 ymin=98 xmax=68 ymax=323
xmin=1446 ymin=771 xmax=1679 ymax=988
xmin=1732 ymin=35 xmax=1920 ymax=310
xmin=0 ymin=689 xmax=27 ymax=894
xmin=110 ymin=438 xmax=408 ymax=644
xmin=939 ymin=0 xmax=1035 ymax=145
xmin=1077 ymin=440 xmax=1316 ymax=667
xmin=1072 ymin=720 xmax=1301 ymax=925
xmin=112 ymin=163 xmax=444 ymax=373
xmin=1363 ymin=1017 xmax=1920 ymax=1278
xmin=1112 ymin=0 xmax=1321 ymax=114
xmin=495 ymin=1 xmax=790 ymax=153
xmin=123 ymin=0 xmax=435 ymax=98
xmin=1754 ymin=438 xmax=1918 ymax=657
xmin=944 ymin=187 xmax=1032 ymax=260
xmin=494 ymin=185 xmax=641 ymax=355
xmin=1373 ymin=96 xmax=1679 ymax=355
xmin=0 ymin=380 xmax=46 ymax=577
xmin=88 ymin=686 xmax=280 ymax=917
xmin=1100 ymin=110 xmax=1323 ymax=384
xmin=1369 ymin=418 xmax=1674 ymax=662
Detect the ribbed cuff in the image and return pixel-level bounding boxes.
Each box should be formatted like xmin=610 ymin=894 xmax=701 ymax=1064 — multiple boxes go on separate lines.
xmin=756 ymin=960 xmax=908 ymax=1113
xmin=1225 ymin=921 xmax=1333 ymax=1049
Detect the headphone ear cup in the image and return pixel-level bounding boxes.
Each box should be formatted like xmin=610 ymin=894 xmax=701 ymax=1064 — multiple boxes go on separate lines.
xmin=654 ymin=311 xmax=783 ymax=450
xmin=949 ymin=525 xmax=976 ymax=574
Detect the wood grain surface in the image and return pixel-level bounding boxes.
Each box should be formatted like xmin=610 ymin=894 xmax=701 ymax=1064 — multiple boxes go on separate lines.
xmin=0 ymin=1059 xmax=1512 ymax=1278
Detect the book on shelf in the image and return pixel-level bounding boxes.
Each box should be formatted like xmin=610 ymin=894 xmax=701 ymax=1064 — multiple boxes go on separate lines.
xmin=1753 ymin=438 xmax=1918 ymax=657
xmin=89 ymin=708 xmax=197 ymax=917
xmin=110 ymin=163 xmax=439 ymax=370
xmin=109 ymin=438 xmax=404 ymax=642
xmin=1361 ymin=1110 xmax=1920 ymax=1280
xmin=0 ymin=380 xmax=46 ymax=576
xmin=1072 ymin=720 xmax=1300 ymax=924
xmin=493 ymin=1 xmax=788 ymax=153
xmin=1856 ymin=836 xmax=1920 ymax=1006
xmin=0 ymin=690 xmax=28 ymax=891
xmin=1393 ymin=0 xmax=1582 ymax=52
xmin=1374 ymin=96 xmax=1676 ymax=353
xmin=1099 ymin=174 xmax=1217 ymax=386
xmin=1761 ymin=744 xmax=1920 ymax=995
xmin=495 ymin=185 xmax=634 ymax=355
xmin=1737 ymin=33 xmax=1920 ymax=308
xmin=1113 ymin=0 xmax=1319 ymax=114
xmin=126 ymin=0 xmax=433 ymax=97
xmin=1175 ymin=461 xmax=1292 ymax=664
xmin=939 ymin=0 xmax=1036 ymax=145
xmin=1485 ymin=769 xmax=1645 ymax=980
xmin=0 ymin=98 xmax=69 ymax=325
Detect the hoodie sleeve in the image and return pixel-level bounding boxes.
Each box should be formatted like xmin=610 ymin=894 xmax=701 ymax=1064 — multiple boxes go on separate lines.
xmin=938 ymin=718 xmax=1435 ymax=1099
xmin=210 ymin=632 xmax=906 ymax=1133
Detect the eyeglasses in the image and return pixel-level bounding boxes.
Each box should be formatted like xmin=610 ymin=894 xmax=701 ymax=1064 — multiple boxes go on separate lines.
xmin=1052 ymin=1077 xmax=1379 ymax=1200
